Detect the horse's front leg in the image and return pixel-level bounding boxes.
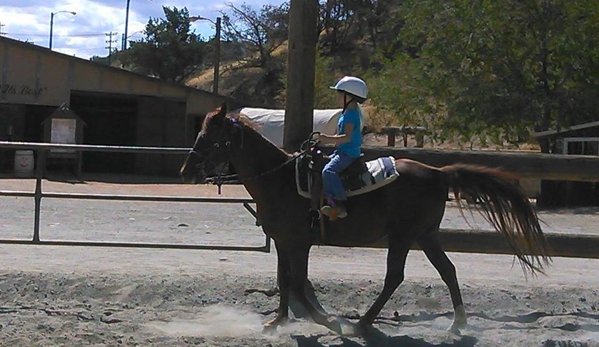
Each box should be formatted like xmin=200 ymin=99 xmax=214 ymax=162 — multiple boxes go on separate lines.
xmin=288 ymin=245 xmax=343 ymax=334
xmin=263 ymin=243 xmax=290 ymax=331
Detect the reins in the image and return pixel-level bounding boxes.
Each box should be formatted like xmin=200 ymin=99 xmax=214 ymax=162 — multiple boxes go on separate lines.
xmin=205 ymin=151 xmax=305 ymax=186
xmin=196 ymin=120 xmax=316 ymax=189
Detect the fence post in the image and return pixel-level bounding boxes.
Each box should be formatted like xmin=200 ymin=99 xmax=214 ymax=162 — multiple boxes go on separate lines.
xmin=33 ymin=148 xmax=47 ymax=243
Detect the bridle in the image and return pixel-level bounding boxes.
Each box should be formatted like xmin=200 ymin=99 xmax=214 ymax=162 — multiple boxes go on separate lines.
xmin=188 ymin=116 xmax=311 ymax=188
xmin=188 ymin=122 xmax=233 ymax=184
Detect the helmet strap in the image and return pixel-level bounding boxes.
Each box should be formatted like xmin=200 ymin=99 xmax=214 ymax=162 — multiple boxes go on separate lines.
xmin=342 ymin=93 xmax=355 ymax=113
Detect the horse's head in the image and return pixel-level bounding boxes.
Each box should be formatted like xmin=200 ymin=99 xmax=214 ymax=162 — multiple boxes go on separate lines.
xmin=180 ymin=103 xmax=238 ymax=184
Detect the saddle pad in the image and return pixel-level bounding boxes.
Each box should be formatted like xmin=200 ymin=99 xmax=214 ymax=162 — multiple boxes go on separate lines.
xmin=296 ymin=156 xmax=399 ymax=198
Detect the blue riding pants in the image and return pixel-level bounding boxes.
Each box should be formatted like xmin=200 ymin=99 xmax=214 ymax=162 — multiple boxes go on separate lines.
xmin=322 ymin=150 xmax=356 ymax=202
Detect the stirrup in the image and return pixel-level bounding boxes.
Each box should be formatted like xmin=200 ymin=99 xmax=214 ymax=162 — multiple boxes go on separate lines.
xmin=320 ymin=205 xmax=333 ymax=217
xmin=336 ymin=205 xmax=347 ymax=218
xmin=320 ymin=205 xmax=347 ymax=220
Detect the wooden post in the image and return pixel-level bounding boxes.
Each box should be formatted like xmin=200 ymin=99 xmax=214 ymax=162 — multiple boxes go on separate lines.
xmin=283 ymin=0 xmax=318 ymax=152
xmin=387 ymin=133 xmax=395 ymax=147
xmin=415 ymin=131 xmax=424 ymax=148
xmin=382 ymin=126 xmax=399 ymax=147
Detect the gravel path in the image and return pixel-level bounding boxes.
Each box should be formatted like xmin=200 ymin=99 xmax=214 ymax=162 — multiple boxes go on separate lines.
xmin=0 ymin=176 xmax=598 ymax=347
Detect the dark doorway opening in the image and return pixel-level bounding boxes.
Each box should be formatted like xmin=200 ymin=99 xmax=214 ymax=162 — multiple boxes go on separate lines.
xmin=24 ymin=105 xmax=56 ymax=142
xmin=70 ymin=91 xmax=138 ymax=174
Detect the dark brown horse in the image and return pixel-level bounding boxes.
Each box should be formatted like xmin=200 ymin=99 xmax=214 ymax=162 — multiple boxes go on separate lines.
xmin=180 ymin=104 xmax=551 ymax=335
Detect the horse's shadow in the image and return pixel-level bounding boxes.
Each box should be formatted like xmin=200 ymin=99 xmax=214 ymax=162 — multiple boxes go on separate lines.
xmin=292 ymin=327 xmax=478 ymax=347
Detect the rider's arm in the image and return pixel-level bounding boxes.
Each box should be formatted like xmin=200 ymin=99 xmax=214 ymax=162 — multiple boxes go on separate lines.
xmin=317 ymin=123 xmax=354 ymax=146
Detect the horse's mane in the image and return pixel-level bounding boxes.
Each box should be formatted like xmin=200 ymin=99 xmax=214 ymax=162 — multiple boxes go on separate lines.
xmin=203 ymin=108 xmax=261 ymax=131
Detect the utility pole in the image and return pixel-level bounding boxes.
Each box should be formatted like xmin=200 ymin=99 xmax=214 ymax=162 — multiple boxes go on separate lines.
xmin=0 ymin=23 xmax=6 ymax=36
xmin=123 ymin=0 xmax=131 ymax=50
xmin=105 ymin=31 xmax=118 ymax=65
xmin=189 ymin=16 xmax=222 ymax=94
xmin=213 ymin=17 xmax=221 ymax=95
xmin=283 ymin=0 xmax=318 ymax=152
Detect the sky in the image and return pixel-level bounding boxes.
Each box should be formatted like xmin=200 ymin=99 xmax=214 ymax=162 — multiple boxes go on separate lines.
xmin=0 ymin=0 xmax=284 ymax=59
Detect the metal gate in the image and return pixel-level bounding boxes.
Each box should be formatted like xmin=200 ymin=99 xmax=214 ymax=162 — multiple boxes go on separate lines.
xmin=0 ymin=141 xmax=270 ymax=252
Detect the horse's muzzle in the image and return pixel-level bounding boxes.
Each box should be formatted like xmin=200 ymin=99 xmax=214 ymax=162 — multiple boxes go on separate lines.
xmin=180 ymin=163 xmax=207 ymax=185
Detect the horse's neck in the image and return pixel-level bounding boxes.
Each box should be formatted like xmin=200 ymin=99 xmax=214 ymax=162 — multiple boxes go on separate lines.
xmin=230 ymin=127 xmax=292 ymax=200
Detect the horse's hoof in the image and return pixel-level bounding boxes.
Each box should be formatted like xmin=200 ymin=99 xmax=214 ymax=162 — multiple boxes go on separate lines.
xmin=263 ymin=315 xmax=288 ymax=334
xmin=326 ymin=317 xmax=344 ymax=335
xmin=448 ymin=305 xmax=467 ymax=333
xmin=447 ymin=322 xmax=463 ymax=335
xmin=448 ymin=325 xmax=461 ymax=335
xmin=348 ymin=323 xmax=366 ymax=336
xmin=352 ymin=322 xmax=378 ymax=337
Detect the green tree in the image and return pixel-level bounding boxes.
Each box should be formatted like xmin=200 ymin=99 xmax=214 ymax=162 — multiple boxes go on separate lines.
xmin=216 ymin=3 xmax=290 ymax=106
xmin=90 ymin=55 xmax=110 ymax=65
xmin=372 ymin=0 xmax=599 ymax=149
xmin=123 ymin=6 xmax=206 ymax=83
xmin=221 ymin=3 xmax=290 ymax=68
xmin=319 ymin=0 xmax=362 ymax=55
xmin=313 ymin=53 xmax=338 ymax=108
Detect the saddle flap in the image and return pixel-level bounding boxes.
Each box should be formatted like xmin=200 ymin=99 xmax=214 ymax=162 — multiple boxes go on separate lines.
xmin=295 ymin=153 xmax=313 ymax=195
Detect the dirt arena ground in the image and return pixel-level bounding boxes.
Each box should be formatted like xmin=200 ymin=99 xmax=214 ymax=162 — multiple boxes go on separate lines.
xmin=1 ymin=176 xmax=598 ymax=347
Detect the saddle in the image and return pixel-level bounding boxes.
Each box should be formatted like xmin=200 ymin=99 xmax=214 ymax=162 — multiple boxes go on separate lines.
xmin=295 ymin=146 xmax=399 ymax=241
xmin=295 ymin=147 xmax=399 ymax=200
xmin=321 ymin=153 xmax=369 ymax=189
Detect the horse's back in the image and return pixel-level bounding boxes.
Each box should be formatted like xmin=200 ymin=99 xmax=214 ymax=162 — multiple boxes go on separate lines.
xmin=391 ymin=158 xmax=448 ymax=210
xmin=395 ymin=158 xmax=441 ymax=180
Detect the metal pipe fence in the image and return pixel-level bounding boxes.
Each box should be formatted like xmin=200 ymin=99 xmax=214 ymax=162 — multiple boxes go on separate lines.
xmin=1 ymin=141 xmax=598 ymax=259
xmin=0 ymin=141 xmax=270 ymax=253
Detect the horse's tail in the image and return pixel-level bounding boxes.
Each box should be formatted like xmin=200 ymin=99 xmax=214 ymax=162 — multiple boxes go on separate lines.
xmin=440 ymin=164 xmax=551 ymax=276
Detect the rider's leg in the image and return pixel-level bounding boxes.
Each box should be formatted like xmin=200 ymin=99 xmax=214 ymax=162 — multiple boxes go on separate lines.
xmin=321 ymin=151 xmax=354 ymax=218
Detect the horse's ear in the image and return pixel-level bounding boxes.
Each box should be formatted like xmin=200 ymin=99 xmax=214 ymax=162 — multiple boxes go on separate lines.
xmin=206 ymin=104 xmax=226 ymax=120
xmin=216 ymin=102 xmax=227 ymax=118
xmin=207 ymin=103 xmax=227 ymax=123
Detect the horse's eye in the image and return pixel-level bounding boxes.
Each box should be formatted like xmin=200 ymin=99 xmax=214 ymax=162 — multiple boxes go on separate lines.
xmin=225 ymin=141 xmax=231 ymax=147
xmin=214 ymin=143 xmax=220 ymax=148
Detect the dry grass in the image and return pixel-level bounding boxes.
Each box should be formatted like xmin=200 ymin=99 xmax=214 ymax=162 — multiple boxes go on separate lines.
xmin=186 ymin=62 xmax=541 ymax=152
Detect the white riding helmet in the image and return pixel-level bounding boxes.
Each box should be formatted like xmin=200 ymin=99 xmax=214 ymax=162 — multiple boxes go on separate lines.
xmin=330 ymin=76 xmax=368 ymax=101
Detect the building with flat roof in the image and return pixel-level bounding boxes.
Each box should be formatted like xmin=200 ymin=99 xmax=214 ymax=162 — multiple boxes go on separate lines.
xmin=0 ymin=36 xmax=248 ymax=176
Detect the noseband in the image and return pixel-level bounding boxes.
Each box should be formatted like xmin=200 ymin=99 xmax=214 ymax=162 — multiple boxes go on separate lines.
xmin=188 ymin=119 xmax=240 ymax=182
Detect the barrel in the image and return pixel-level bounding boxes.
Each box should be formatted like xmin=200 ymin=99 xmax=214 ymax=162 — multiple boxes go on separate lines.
xmin=14 ymin=150 xmax=35 ymax=176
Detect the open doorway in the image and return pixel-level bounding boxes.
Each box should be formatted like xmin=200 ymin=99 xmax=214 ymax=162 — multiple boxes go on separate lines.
xmin=70 ymin=91 xmax=138 ymax=174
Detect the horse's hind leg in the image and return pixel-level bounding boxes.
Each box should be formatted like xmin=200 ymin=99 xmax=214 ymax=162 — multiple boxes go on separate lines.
xmin=355 ymin=235 xmax=412 ymax=334
xmin=417 ymin=230 xmax=467 ymax=332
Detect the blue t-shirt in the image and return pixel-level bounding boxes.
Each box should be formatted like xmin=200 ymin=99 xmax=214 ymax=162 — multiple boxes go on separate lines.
xmin=337 ymin=108 xmax=362 ymax=158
